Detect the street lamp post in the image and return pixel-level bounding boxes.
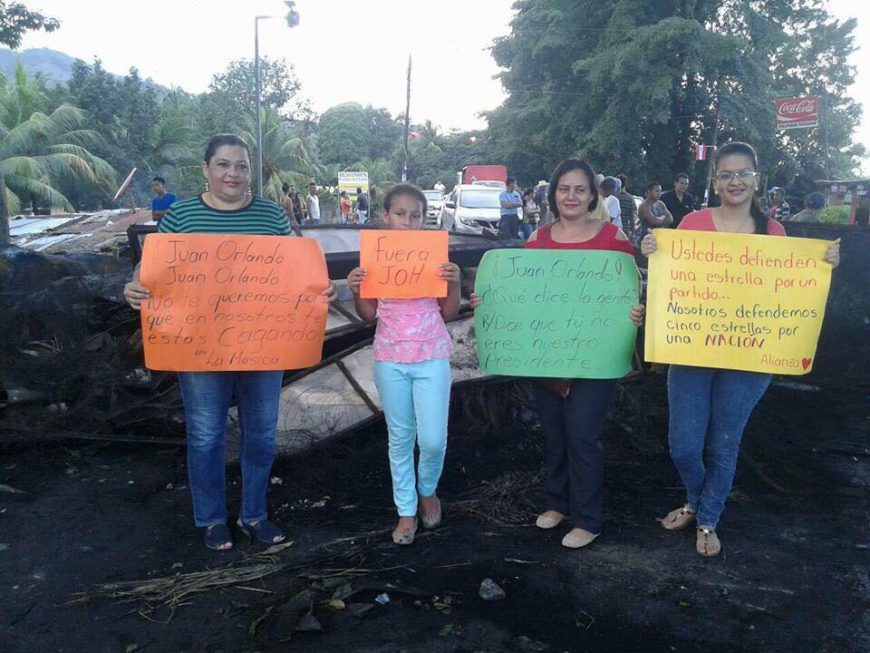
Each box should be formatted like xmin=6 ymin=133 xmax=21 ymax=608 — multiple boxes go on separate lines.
xmin=254 ymin=1 xmax=300 ymax=198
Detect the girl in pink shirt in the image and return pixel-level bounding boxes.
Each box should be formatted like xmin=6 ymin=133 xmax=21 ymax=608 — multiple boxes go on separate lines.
xmin=347 ymin=184 xmax=461 ymax=545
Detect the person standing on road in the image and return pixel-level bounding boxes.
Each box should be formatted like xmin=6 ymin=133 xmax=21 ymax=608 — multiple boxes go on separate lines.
xmin=355 ymin=187 xmax=369 ymax=224
xmin=306 ymin=182 xmax=321 ymax=224
xmin=340 ymin=191 xmax=352 ymax=223
xmin=123 ymin=134 xmax=337 ymax=551
xmin=768 ymin=186 xmax=791 ymax=221
xmin=660 ymin=173 xmax=696 ymax=228
xmin=616 ymin=174 xmax=637 ymax=237
xmin=635 ymin=182 xmax=673 ymax=247
xmin=521 ymin=188 xmax=540 ymax=239
xmin=534 ymin=180 xmax=550 ymax=225
xmin=281 ymin=183 xmax=302 ymax=229
xmin=600 ymin=176 xmax=624 ymax=230
xmin=641 ymin=142 xmax=840 ymax=557
xmin=787 ymin=192 xmax=825 ymax=223
xmin=151 ymin=176 xmax=178 ymax=225
xmin=499 ymin=177 xmax=523 ymax=239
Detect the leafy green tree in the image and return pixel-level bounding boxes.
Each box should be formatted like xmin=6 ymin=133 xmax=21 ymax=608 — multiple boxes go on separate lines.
xmin=208 ymin=57 xmax=311 ymax=121
xmin=363 ymin=105 xmax=403 ymax=160
xmin=0 ymin=0 xmax=61 ymax=243
xmin=0 ymin=103 xmax=116 ymax=213
xmin=487 ymin=0 xmax=863 ymax=199
xmin=238 ymin=107 xmax=321 ymax=200
xmin=407 ymin=129 xmax=491 ymax=190
xmin=149 ymin=89 xmax=201 ymax=199
xmin=317 ymin=102 xmax=371 ymax=167
xmin=65 ymin=60 xmax=161 ymax=204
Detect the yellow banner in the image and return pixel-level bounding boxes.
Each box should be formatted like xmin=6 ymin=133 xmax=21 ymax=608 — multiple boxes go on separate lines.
xmin=645 ymin=229 xmax=832 ymax=374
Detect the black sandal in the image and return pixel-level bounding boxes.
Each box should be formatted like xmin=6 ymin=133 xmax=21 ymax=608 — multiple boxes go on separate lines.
xmin=202 ymin=523 xmax=233 ymax=551
xmin=237 ymin=519 xmax=286 ymax=544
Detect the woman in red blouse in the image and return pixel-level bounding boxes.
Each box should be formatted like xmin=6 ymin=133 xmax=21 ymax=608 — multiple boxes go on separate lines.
xmin=641 ymin=142 xmax=840 ymax=557
xmin=475 ymin=159 xmax=644 ymax=549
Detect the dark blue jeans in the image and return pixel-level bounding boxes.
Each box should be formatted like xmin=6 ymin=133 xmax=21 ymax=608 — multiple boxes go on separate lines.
xmin=535 ymin=379 xmax=618 ymax=534
xmin=499 ymin=214 xmax=520 ymax=239
xmin=667 ymin=365 xmax=772 ymax=529
xmin=177 ymin=371 xmax=284 ymax=527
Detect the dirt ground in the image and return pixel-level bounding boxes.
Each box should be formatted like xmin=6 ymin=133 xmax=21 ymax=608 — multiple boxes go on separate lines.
xmin=1 ymin=372 xmax=867 ymax=653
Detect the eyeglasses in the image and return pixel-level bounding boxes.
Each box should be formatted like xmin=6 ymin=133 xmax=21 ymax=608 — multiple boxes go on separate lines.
xmin=714 ymin=170 xmax=758 ymax=183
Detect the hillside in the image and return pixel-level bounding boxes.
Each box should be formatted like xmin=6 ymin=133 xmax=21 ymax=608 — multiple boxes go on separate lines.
xmin=0 ymin=46 xmax=168 ymax=93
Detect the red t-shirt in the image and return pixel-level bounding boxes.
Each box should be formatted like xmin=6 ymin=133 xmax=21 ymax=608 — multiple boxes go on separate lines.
xmin=340 ymin=197 xmax=351 ymax=217
xmin=678 ymin=208 xmax=786 ymax=236
xmin=527 ymin=221 xmax=635 ymax=254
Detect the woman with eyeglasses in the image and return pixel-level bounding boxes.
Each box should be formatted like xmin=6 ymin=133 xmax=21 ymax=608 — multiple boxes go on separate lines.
xmin=640 ymin=142 xmax=840 ymax=557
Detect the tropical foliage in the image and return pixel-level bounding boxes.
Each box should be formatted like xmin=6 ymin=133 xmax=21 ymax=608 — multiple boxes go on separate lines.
xmin=0 ymin=65 xmax=115 ymax=213
xmin=486 ymin=0 xmax=864 ymax=199
xmin=0 ymin=0 xmax=866 ymax=240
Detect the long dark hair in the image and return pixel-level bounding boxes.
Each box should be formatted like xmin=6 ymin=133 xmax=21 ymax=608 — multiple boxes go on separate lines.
xmin=547 ymin=159 xmax=601 ymax=221
xmin=714 ymin=142 xmax=768 ymax=235
xmin=204 ymin=133 xmax=251 ymax=164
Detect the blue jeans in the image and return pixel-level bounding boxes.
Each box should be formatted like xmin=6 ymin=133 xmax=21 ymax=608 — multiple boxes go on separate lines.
xmin=499 ymin=214 xmax=520 ymax=239
xmin=177 ymin=371 xmax=284 ymax=527
xmin=667 ymin=365 xmax=772 ymax=529
xmin=535 ymin=379 xmax=618 ymax=534
xmin=373 ymin=358 xmax=451 ymax=517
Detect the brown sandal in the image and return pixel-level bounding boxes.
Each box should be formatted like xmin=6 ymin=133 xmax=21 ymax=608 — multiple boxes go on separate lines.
xmin=696 ymin=527 xmax=722 ymax=557
xmin=661 ymin=504 xmax=696 ymax=531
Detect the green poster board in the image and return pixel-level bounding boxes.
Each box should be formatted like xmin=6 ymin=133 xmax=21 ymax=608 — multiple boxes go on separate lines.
xmin=474 ymin=249 xmax=639 ymax=379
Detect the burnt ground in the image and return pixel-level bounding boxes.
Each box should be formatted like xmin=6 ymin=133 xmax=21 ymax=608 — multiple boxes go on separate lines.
xmin=0 ymin=372 xmax=867 ymax=653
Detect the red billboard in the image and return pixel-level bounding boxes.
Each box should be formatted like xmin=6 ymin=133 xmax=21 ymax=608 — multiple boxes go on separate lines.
xmin=775 ymin=96 xmax=819 ymax=130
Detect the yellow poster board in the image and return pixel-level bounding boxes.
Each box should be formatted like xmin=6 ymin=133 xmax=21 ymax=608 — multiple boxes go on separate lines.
xmin=645 ymin=229 xmax=832 ymax=374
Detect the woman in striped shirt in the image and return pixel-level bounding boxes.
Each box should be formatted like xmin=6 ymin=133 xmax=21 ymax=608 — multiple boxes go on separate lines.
xmin=124 ymin=134 xmax=335 ymax=551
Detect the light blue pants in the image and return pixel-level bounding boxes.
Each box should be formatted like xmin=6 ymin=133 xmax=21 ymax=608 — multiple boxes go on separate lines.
xmin=373 ymin=358 xmax=451 ymax=517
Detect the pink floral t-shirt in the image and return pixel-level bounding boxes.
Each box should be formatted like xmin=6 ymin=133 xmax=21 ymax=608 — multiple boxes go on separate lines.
xmin=373 ymin=298 xmax=454 ymax=363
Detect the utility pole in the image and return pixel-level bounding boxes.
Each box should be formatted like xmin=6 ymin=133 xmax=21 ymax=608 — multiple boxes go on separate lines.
xmin=703 ymin=87 xmax=722 ymax=207
xmin=254 ymin=2 xmax=300 ymax=198
xmin=254 ymin=15 xmax=266 ymax=197
xmin=822 ymin=91 xmax=831 ymax=179
xmin=402 ymin=55 xmax=411 ymax=182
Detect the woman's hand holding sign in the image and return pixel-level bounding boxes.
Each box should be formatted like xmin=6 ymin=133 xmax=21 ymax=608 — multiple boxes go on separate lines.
xmin=124 ymin=268 xmax=150 ymax=311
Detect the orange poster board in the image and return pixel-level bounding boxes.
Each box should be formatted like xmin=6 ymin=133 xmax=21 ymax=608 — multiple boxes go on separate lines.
xmin=359 ymin=229 xmax=448 ymax=299
xmin=139 ymin=234 xmax=330 ymax=372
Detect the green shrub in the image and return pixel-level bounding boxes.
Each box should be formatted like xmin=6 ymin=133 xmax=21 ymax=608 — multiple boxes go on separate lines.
xmin=819 ymin=205 xmax=850 ymax=224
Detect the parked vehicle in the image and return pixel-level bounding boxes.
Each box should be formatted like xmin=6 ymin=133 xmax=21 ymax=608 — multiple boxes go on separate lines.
xmin=457 ymin=164 xmax=508 ymax=186
xmin=441 ymin=184 xmax=503 ymax=234
xmin=471 ymin=180 xmax=506 ymax=189
xmin=423 ymin=189 xmax=445 ymax=228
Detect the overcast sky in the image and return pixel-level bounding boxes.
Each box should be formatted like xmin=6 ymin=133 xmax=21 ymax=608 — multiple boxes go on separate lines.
xmin=17 ymin=0 xmax=869 ymax=172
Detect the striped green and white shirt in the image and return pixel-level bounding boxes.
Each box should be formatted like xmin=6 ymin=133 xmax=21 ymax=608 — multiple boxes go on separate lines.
xmin=158 ymin=195 xmax=291 ymax=235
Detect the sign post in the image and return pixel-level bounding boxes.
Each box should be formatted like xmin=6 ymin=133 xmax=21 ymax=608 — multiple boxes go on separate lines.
xmin=775 ymin=96 xmax=820 ymax=130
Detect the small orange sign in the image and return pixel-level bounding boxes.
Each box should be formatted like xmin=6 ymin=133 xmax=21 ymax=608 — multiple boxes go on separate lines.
xmin=139 ymin=234 xmax=329 ymax=372
xmin=359 ymin=230 xmax=448 ymax=299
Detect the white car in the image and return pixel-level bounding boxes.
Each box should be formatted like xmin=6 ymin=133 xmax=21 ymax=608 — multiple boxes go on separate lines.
xmin=423 ymin=190 xmax=445 ymax=228
xmin=441 ymin=184 xmax=504 ymax=234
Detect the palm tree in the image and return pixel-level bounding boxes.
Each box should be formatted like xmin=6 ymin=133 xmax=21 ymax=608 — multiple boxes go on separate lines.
xmin=0 ymin=64 xmax=116 ymax=222
xmin=148 ymin=89 xmax=201 ymax=198
xmin=0 ymin=103 xmax=117 ymax=215
xmin=241 ymin=108 xmax=323 ymax=200
xmin=418 ymin=119 xmax=443 ymax=152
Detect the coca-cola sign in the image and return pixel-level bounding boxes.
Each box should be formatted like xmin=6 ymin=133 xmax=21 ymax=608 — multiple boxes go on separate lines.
xmin=775 ymin=96 xmax=819 ymax=130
